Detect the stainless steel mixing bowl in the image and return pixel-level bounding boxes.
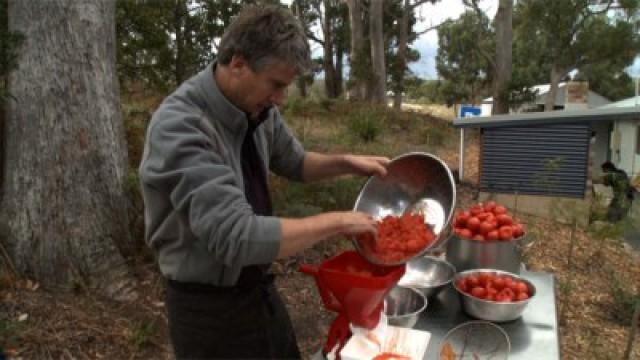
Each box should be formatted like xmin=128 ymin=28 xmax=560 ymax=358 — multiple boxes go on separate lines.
xmin=453 ymin=269 xmax=536 ymax=322
xmin=397 ymin=255 xmax=456 ymax=298
xmin=353 ymin=152 xmax=456 ymax=266
xmin=384 ymin=286 xmax=427 ymax=328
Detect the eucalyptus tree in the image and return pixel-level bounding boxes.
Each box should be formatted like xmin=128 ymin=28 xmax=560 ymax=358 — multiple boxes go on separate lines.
xmin=516 ymin=0 xmax=640 ymax=110
xmin=4 ymin=0 xmax=136 ymax=300
xmin=436 ymin=10 xmax=493 ymax=106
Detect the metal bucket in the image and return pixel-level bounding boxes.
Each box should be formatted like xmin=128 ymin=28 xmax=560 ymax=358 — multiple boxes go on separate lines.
xmin=445 ymin=234 xmax=527 ymax=274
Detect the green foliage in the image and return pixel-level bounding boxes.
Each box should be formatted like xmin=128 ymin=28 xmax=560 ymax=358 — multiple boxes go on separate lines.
xmin=515 ymin=0 xmax=640 ymax=93
xmin=346 ymin=107 xmax=385 ymax=143
xmin=272 ymin=177 xmax=365 ymax=218
xmin=405 ymin=79 xmax=444 ymax=103
xmin=129 ymin=320 xmax=156 ymax=350
xmin=608 ymin=275 xmax=640 ymax=325
xmin=116 ymin=0 xmax=250 ymax=89
xmin=435 ymin=11 xmax=493 ymax=106
xmin=0 ymin=317 xmax=24 ymax=350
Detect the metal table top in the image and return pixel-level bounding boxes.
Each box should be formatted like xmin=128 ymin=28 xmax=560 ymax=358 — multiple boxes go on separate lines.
xmin=418 ymin=271 xmax=560 ymax=360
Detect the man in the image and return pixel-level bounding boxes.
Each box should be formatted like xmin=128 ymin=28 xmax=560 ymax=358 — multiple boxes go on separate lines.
xmin=601 ymin=161 xmax=634 ymax=222
xmin=138 ymin=5 xmax=389 ymax=359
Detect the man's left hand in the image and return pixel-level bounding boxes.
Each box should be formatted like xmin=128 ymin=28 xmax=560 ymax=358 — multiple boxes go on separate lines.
xmin=345 ymin=155 xmax=390 ymax=177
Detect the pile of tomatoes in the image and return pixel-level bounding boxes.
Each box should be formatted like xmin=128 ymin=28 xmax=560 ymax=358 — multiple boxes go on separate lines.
xmin=455 ymin=272 xmax=532 ymax=302
xmin=358 ymin=213 xmax=436 ymax=263
xmin=452 ymin=201 xmax=525 ymax=241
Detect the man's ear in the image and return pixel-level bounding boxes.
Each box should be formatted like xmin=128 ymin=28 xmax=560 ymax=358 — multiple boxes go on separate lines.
xmin=228 ymin=55 xmax=249 ymax=75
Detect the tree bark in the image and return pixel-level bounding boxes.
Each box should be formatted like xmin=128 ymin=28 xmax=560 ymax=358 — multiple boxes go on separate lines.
xmin=393 ymin=0 xmax=410 ymax=110
xmin=545 ymin=64 xmax=564 ymax=111
xmin=4 ymin=0 xmax=136 ymax=301
xmin=336 ymin=43 xmax=344 ymax=97
xmin=346 ymin=0 xmax=365 ymax=100
xmin=322 ymin=0 xmax=339 ymax=98
xmin=491 ymin=0 xmax=512 ymax=115
xmin=369 ymin=0 xmax=386 ymax=103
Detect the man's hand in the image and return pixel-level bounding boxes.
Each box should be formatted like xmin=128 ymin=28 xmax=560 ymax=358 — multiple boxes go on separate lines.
xmin=343 ymin=155 xmax=390 ymax=178
xmin=302 ymin=152 xmax=390 ymax=182
xmin=278 ymin=211 xmax=378 ymax=258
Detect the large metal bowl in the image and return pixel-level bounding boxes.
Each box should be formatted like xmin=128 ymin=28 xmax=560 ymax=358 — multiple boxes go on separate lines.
xmin=353 ymin=152 xmax=456 ymax=266
xmin=397 ymin=255 xmax=456 ymax=298
xmin=453 ymin=269 xmax=536 ymax=322
xmin=384 ymin=286 xmax=427 ymax=328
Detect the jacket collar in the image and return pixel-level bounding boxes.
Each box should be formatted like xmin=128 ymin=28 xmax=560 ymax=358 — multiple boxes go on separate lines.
xmin=196 ymin=62 xmax=272 ymax=135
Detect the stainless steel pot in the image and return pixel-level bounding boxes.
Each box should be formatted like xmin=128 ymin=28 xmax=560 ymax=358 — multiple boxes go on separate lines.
xmin=445 ymin=234 xmax=528 ymax=274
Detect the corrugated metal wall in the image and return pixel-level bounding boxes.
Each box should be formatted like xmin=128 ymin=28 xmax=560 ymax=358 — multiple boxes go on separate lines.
xmin=480 ymin=123 xmax=591 ymax=198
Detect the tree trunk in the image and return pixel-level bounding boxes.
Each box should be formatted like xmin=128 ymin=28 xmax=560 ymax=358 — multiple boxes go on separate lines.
xmin=322 ymin=0 xmax=338 ymax=98
xmin=173 ymin=0 xmax=187 ymax=85
xmin=336 ymin=44 xmax=344 ymax=97
xmin=393 ymin=0 xmax=411 ymax=110
xmin=346 ymin=0 xmax=365 ymax=100
xmin=369 ymin=0 xmax=386 ymax=103
xmin=545 ymin=64 xmax=564 ymax=111
xmin=491 ymin=0 xmax=512 ymax=115
xmin=4 ymin=0 xmax=136 ymax=301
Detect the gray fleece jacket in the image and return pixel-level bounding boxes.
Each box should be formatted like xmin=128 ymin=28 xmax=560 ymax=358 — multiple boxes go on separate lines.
xmin=139 ymin=63 xmax=305 ymax=286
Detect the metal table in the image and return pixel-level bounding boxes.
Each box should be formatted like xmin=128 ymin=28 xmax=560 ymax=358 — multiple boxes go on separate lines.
xmin=418 ymin=271 xmax=560 ymax=360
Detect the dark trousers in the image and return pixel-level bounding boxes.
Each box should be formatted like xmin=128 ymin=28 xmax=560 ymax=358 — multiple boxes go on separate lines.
xmin=166 ymin=276 xmax=301 ymax=360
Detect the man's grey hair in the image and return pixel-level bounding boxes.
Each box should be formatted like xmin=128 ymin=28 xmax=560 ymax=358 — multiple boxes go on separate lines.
xmin=217 ymin=5 xmax=312 ymax=74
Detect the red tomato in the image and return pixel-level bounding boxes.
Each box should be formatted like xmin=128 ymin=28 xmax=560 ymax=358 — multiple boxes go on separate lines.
xmin=512 ymin=223 xmax=525 ymax=238
xmin=459 ymin=228 xmax=473 ymax=239
xmin=477 ymin=212 xmax=491 ymax=221
xmin=515 ymin=281 xmax=529 ymax=294
xmin=466 ymin=217 xmax=481 ymax=232
xmin=472 ymin=234 xmax=485 ymax=241
xmin=486 ymin=230 xmax=500 ymax=241
xmin=456 ymin=211 xmax=470 ymax=227
xmin=484 ymin=201 xmax=497 ymax=212
xmin=455 ymin=279 xmax=468 ymax=293
xmin=486 ymin=287 xmax=498 ymax=300
xmin=496 ymin=214 xmax=513 ymax=226
xmin=478 ymin=273 xmax=491 ymax=286
xmin=471 ymin=287 xmax=487 ymax=299
xmin=479 ymin=221 xmax=496 ymax=235
xmin=516 ymin=291 xmax=530 ymax=301
xmin=470 ymin=205 xmax=484 ymax=216
xmin=466 ymin=275 xmax=480 ymax=287
xmin=495 ymin=287 xmax=515 ymax=302
xmin=493 ymin=205 xmax=507 ymax=215
xmin=492 ymin=276 xmax=506 ymax=290
xmin=499 ymin=226 xmax=514 ymax=241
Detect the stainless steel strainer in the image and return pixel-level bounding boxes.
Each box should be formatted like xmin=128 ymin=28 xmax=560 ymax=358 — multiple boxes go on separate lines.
xmin=439 ymin=321 xmax=510 ymax=360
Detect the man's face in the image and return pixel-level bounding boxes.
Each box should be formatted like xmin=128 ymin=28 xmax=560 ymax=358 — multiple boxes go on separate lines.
xmin=228 ymin=56 xmax=297 ymax=118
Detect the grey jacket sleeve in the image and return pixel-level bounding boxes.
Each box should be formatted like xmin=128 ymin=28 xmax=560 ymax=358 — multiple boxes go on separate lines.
xmin=140 ymin=113 xmax=281 ymax=267
xmin=268 ymin=109 xmax=306 ymax=181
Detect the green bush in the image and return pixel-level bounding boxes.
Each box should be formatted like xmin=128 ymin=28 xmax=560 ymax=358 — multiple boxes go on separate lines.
xmin=609 ymin=275 xmax=640 ymax=324
xmin=347 ymin=107 xmax=385 ymax=143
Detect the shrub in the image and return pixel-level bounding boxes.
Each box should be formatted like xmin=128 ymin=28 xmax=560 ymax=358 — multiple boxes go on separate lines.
xmin=347 ymin=107 xmax=385 ymax=143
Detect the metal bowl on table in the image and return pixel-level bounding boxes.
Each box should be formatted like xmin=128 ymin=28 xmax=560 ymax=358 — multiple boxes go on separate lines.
xmin=384 ymin=286 xmax=427 ymax=328
xmin=453 ymin=269 xmax=536 ymax=322
xmin=353 ymin=152 xmax=456 ymax=266
xmin=397 ymin=255 xmax=456 ymax=298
